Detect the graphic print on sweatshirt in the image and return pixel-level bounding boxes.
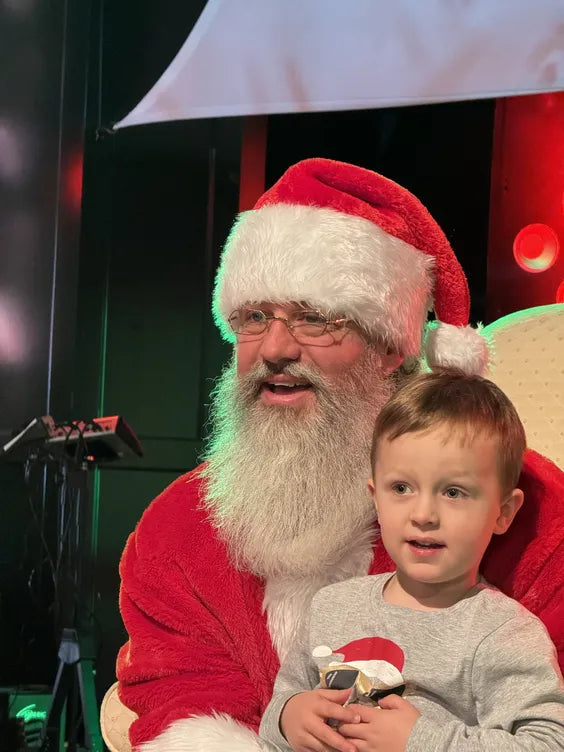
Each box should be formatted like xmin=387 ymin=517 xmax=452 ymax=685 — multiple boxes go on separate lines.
xmin=313 ymin=636 xmax=406 ymax=698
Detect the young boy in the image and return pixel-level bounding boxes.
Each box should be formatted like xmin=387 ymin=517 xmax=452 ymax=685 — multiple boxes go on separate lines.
xmin=259 ymin=371 xmax=564 ymax=752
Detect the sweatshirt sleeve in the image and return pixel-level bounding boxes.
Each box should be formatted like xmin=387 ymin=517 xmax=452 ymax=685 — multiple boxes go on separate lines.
xmin=259 ymin=608 xmax=319 ymax=751
xmin=406 ymin=614 xmax=564 ymax=751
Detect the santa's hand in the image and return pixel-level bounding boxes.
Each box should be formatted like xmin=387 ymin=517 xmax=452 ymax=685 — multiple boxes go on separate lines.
xmin=338 ymin=695 xmax=420 ymax=752
xmin=280 ymin=688 xmax=361 ymax=752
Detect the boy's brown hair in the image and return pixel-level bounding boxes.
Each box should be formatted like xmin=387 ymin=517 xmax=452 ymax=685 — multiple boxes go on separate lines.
xmin=371 ymin=370 xmax=527 ymax=494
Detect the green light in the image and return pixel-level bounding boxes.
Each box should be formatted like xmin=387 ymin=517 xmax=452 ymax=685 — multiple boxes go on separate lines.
xmin=15 ymin=703 xmax=47 ymax=724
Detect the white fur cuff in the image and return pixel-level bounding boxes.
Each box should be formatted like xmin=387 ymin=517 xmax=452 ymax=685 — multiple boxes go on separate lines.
xmin=137 ymin=714 xmax=269 ymax=752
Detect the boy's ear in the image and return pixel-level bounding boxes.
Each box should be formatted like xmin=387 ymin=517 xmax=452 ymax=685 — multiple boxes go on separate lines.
xmin=367 ymin=478 xmax=379 ymax=516
xmin=493 ymin=488 xmax=524 ymax=535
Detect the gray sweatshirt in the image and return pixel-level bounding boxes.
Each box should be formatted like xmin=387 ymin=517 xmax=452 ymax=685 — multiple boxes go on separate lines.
xmin=260 ymin=573 xmax=564 ymax=751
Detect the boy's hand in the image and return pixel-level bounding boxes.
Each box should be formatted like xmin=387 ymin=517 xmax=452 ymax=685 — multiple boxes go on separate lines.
xmin=338 ymin=694 xmax=420 ymax=752
xmin=280 ymin=688 xmax=361 ymax=752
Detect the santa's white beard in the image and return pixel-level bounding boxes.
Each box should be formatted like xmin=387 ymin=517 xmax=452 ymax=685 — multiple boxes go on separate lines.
xmin=200 ymin=349 xmax=394 ymax=578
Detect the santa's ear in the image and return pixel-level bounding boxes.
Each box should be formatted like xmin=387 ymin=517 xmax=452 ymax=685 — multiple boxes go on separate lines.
xmin=380 ymin=350 xmax=404 ymax=374
xmin=493 ymin=488 xmax=524 ymax=535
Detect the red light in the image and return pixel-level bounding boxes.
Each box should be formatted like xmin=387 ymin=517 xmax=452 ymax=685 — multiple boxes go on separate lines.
xmin=556 ymin=280 xmax=564 ymax=304
xmin=513 ymin=223 xmax=560 ymax=273
xmin=65 ymin=152 xmax=83 ymax=212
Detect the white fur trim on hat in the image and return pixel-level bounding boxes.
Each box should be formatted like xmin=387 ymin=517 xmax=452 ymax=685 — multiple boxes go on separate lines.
xmin=424 ymin=321 xmax=490 ymax=376
xmin=213 ymin=203 xmax=434 ymax=357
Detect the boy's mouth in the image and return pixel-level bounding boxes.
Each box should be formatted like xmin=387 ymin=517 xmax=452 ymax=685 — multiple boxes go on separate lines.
xmin=407 ymin=538 xmax=445 ymax=550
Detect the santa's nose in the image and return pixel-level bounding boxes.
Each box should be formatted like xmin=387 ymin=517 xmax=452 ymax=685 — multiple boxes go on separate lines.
xmin=259 ymin=319 xmax=301 ymax=367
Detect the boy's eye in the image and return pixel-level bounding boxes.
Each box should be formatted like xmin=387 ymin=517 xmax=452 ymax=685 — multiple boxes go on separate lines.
xmin=444 ymin=487 xmax=466 ymax=499
xmin=392 ymin=482 xmax=411 ymax=495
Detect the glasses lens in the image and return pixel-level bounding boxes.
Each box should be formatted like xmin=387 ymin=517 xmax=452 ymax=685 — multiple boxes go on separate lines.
xmin=290 ymin=310 xmax=327 ymax=337
xmin=230 ymin=308 xmax=267 ymax=335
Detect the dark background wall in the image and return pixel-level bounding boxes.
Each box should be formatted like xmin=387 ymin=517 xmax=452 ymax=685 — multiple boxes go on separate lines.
xmin=0 ymin=0 xmax=494 ymax=706
xmin=0 ymin=0 xmax=93 ymax=689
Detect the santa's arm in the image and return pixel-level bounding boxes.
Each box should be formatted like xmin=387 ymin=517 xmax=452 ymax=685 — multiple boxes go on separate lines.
xmin=117 ymin=531 xmax=270 ymax=752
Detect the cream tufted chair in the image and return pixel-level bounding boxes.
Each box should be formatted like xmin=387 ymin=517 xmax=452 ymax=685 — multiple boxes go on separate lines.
xmin=483 ymin=303 xmax=564 ymax=469
xmin=100 ymin=681 xmax=136 ymax=752
xmin=100 ymin=303 xmax=564 ymax=751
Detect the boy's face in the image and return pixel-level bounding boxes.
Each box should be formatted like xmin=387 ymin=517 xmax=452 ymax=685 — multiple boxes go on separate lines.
xmin=370 ymin=424 xmax=523 ymax=595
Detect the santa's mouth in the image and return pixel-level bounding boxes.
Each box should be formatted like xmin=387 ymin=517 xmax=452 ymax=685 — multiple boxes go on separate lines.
xmin=263 ymin=382 xmax=312 ymax=395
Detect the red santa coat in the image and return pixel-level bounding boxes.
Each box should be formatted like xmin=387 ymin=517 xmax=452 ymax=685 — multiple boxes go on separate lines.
xmin=117 ymin=449 xmax=564 ymax=749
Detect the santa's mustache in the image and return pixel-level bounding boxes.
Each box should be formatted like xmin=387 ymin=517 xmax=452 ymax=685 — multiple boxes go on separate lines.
xmin=238 ymin=361 xmax=333 ymax=404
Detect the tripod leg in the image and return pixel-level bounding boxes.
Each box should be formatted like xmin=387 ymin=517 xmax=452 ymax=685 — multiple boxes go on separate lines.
xmin=40 ymin=659 xmax=72 ymax=751
xmin=77 ymin=657 xmax=104 ymax=752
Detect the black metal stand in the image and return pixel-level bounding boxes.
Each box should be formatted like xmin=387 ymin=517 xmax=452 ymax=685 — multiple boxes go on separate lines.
xmin=2 ymin=414 xmax=142 ymax=751
xmin=40 ymin=629 xmax=102 ymax=752
xmin=39 ymin=459 xmax=103 ymax=752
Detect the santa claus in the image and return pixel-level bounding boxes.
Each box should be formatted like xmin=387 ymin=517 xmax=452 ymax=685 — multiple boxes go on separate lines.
xmin=114 ymin=159 xmax=564 ymax=751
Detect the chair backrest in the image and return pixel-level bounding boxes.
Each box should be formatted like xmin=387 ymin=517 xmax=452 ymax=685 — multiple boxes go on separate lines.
xmin=483 ymin=304 xmax=564 ymax=469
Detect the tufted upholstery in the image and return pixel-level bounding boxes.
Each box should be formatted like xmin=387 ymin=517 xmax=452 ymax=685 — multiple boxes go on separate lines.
xmin=100 ymin=681 xmax=136 ymax=752
xmin=483 ymin=304 xmax=564 ymax=469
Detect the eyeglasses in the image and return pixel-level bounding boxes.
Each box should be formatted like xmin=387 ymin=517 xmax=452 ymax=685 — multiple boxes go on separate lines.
xmin=227 ymin=307 xmax=350 ymax=341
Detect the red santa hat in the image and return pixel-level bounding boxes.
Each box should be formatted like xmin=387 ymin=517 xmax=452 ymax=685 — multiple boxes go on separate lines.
xmin=314 ymin=637 xmax=404 ymax=672
xmin=213 ymin=158 xmax=489 ymax=374
xmin=313 ymin=637 xmax=405 ymax=687
xmin=334 ymin=637 xmax=405 ymax=670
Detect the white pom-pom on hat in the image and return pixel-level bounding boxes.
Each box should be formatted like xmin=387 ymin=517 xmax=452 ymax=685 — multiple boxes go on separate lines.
xmin=312 ymin=645 xmax=333 ymax=658
xmin=424 ymin=321 xmax=490 ymax=376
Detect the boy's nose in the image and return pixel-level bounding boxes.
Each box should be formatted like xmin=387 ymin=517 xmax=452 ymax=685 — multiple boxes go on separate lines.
xmin=409 ymin=496 xmax=439 ymax=527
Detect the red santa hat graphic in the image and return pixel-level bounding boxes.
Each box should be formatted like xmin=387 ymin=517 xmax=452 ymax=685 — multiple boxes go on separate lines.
xmin=213 ymin=158 xmax=489 ymax=375
xmin=313 ymin=636 xmax=405 ymax=688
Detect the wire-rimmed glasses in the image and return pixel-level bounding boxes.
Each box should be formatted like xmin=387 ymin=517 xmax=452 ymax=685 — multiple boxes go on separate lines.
xmin=227 ymin=307 xmax=350 ymax=341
